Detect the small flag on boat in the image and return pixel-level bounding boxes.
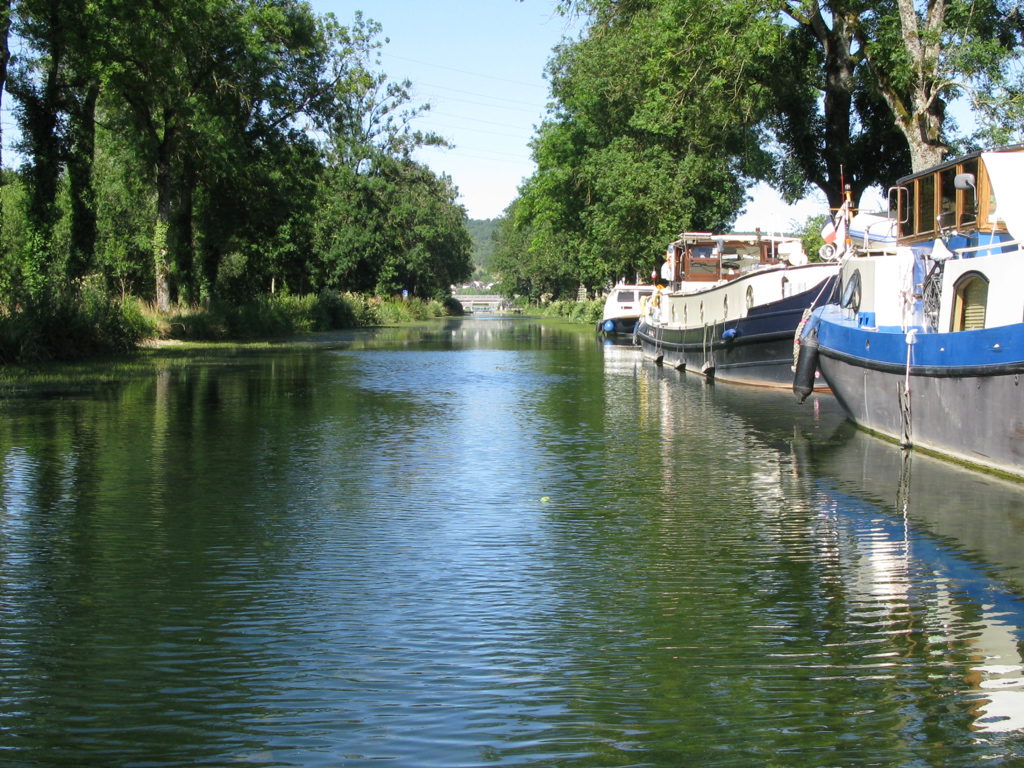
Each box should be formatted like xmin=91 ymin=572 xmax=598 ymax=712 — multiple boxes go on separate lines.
xmin=820 ymin=200 xmax=850 ymax=258
xmin=820 ymin=218 xmax=837 ymax=245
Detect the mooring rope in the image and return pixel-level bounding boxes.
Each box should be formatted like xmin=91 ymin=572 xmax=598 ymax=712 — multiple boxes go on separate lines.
xmin=899 ymin=328 xmax=918 ymax=447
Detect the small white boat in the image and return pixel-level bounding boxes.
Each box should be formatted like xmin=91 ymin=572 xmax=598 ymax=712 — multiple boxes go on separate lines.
xmin=597 ymin=283 xmax=654 ymax=336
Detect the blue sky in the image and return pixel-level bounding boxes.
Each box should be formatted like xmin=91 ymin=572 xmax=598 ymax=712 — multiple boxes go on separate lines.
xmin=312 ymin=0 xmax=577 ymax=220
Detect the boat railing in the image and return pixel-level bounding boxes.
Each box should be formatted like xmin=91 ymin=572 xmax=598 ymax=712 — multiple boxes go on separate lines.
xmin=951 ymin=238 xmax=1023 ymax=259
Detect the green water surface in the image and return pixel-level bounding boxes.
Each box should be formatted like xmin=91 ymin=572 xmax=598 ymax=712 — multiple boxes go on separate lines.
xmin=2 ymin=317 xmax=1023 ymax=767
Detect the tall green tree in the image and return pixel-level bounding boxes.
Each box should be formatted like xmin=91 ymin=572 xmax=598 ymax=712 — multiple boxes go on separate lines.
xmin=0 ymin=0 xmax=474 ymax=335
xmin=853 ymin=0 xmax=1024 ymax=170
xmin=506 ymin=0 xmax=773 ymax=296
xmin=99 ymin=0 xmax=334 ymax=307
xmin=313 ymin=154 xmax=471 ymax=298
xmin=768 ymin=1 xmax=911 ymax=207
xmin=311 ymin=13 xmax=470 ymax=298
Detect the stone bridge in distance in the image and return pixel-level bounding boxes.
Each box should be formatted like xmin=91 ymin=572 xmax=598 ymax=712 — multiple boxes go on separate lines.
xmin=451 ymin=294 xmax=513 ymax=313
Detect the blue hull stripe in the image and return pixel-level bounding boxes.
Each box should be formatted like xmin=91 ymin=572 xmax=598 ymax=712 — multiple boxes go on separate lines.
xmin=815 ymin=307 xmax=1024 ymax=373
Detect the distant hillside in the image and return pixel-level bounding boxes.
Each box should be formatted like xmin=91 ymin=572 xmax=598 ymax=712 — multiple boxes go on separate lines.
xmin=466 ymin=218 xmax=500 ymax=274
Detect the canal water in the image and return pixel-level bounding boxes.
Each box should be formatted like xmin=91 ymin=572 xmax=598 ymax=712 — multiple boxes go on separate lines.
xmin=2 ymin=316 xmax=1024 ymax=767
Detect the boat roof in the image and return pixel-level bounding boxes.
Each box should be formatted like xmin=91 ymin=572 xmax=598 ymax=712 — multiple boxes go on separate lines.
xmin=670 ymin=231 xmax=801 ymax=246
xmin=895 ymin=143 xmax=1024 ymax=185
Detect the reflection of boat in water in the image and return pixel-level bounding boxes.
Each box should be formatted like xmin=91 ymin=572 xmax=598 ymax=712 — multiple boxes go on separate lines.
xmin=696 ymin=372 xmax=1024 ymax=735
xmin=636 ymin=231 xmax=837 ymax=388
xmin=597 ymin=283 xmax=654 ymax=336
xmin=598 ymin=335 xmax=643 ymax=373
xmin=622 ymin=360 xmax=1024 ymax=736
xmin=813 ymin=425 xmax=1024 ymax=593
xmin=811 ymin=426 xmax=1024 ymax=733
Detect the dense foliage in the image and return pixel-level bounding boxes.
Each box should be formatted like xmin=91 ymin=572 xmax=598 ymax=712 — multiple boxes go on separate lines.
xmin=493 ymin=0 xmax=1023 ymax=301
xmin=0 ymin=3 xmax=473 ymax=361
xmin=465 ymin=218 xmax=500 ymax=279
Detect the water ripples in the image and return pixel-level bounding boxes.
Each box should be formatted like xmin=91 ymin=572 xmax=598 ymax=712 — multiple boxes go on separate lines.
xmin=1 ymin=324 xmax=1024 ymax=765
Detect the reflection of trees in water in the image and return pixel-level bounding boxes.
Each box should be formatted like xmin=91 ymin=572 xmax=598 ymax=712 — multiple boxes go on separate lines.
xmin=0 ymin=351 xmax=355 ymax=763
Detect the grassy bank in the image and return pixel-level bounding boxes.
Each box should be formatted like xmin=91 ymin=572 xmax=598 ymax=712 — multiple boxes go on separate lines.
xmin=145 ymin=292 xmax=460 ymax=341
xmin=526 ymin=298 xmax=604 ymax=326
xmin=0 ymin=288 xmax=463 ymax=364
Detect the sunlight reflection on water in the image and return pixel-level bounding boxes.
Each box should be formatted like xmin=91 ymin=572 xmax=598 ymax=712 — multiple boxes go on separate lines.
xmin=1 ymin=319 xmax=1023 ymax=766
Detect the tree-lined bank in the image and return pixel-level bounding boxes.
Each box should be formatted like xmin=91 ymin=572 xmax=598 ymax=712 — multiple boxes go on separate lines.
xmin=0 ymin=4 xmax=472 ymax=362
xmin=492 ymin=0 xmax=1023 ymax=302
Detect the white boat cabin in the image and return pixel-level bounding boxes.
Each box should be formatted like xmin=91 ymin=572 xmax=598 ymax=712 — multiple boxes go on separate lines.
xmin=846 ymin=145 xmax=1024 ymax=332
xmin=662 ymin=232 xmax=807 ymax=287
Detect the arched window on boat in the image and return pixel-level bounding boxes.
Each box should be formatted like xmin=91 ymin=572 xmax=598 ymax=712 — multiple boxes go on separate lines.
xmin=952 ymin=272 xmax=988 ymax=331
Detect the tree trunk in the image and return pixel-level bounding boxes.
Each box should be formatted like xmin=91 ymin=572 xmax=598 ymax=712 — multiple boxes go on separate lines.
xmin=67 ymin=82 xmax=99 ymax=279
xmin=0 ymin=0 xmax=11 ymax=245
xmin=172 ymin=157 xmax=196 ymax=303
xmin=15 ymin=0 xmax=64 ymax=243
xmin=818 ymin=12 xmax=855 ymax=208
xmin=154 ymin=157 xmax=173 ymax=312
xmin=864 ymin=0 xmax=948 ymax=172
xmin=780 ymin=6 xmax=868 ymax=210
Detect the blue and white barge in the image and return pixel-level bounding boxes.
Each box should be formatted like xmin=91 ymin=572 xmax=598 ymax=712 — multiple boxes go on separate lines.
xmin=795 ymin=146 xmax=1024 ymax=477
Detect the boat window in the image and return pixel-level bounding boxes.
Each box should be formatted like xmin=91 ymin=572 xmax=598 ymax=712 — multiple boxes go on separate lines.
xmin=952 ymin=272 xmax=988 ymax=331
xmin=689 ymin=259 xmax=721 ymax=280
xmin=987 ymin=160 xmax=999 ymax=224
xmin=917 ymin=173 xmax=936 ymax=235
xmin=899 ymin=184 xmax=915 ymax=238
xmin=746 ymin=286 xmax=754 ymax=310
xmin=960 ymin=158 xmax=978 ymax=228
xmin=617 ymin=291 xmax=635 ymax=303
xmin=639 ymin=291 xmax=653 ymax=298
xmin=939 ymin=167 xmax=957 ymax=231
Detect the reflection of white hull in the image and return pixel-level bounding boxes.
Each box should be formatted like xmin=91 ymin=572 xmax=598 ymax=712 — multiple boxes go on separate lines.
xmin=813 ymin=427 xmax=1024 ymax=733
xmin=815 ymin=426 xmax=1024 ymax=587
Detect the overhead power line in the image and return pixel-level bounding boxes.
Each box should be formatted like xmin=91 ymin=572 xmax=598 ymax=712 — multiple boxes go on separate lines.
xmin=384 ymin=53 xmax=549 ymax=91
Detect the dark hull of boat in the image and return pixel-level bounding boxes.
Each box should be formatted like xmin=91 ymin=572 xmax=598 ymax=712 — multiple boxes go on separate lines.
xmin=817 ymin=349 xmax=1024 ymax=479
xmin=635 ymin=276 xmax=835 ymax=389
